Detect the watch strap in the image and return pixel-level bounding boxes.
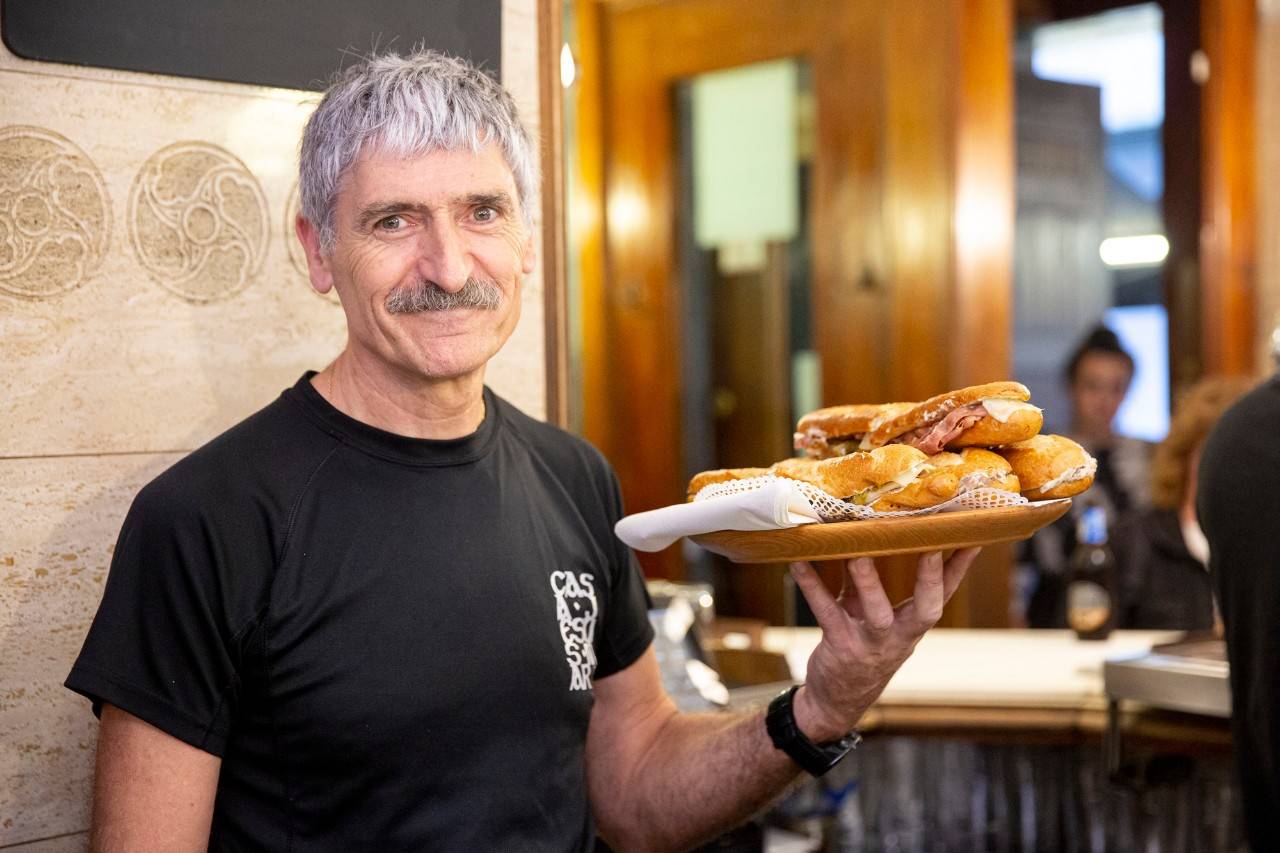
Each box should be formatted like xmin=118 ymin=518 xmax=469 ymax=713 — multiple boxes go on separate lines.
xmin=765 ymin=685 xmax=860 ymax=777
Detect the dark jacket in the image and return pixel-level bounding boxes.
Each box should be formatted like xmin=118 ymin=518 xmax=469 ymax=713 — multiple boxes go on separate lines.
xmin=1198 ymin=372 xmax=1280 ymax=852
xmin=1111 ymin=507 xmax=1215 ymax=631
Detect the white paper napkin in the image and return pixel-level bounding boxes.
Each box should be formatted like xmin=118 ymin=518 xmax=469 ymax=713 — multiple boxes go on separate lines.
xmin=614 ymin=479 xmax=821 ymax=552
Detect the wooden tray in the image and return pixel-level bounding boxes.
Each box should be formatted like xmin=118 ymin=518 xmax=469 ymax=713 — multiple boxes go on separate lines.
xmin=689 ymin=500 xmax=1071 ymax=564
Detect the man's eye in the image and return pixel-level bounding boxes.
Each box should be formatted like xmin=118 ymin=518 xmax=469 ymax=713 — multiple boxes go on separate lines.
xmin=377 ymin=215 xmax=403 ymax=230
xmin=474 ymin=206 xmax=497 ymax=223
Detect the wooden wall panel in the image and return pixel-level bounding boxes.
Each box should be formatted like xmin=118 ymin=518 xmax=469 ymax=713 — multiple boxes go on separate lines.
xmin=1163 ymin=0 xmax=1203 ymax=392
xmin=884 ymin=4 xmax=953 ymax=402
xmin=1200 ymin=0 xmax=1258 ymax=376
xmin=948 ymin=0 xmax=1015 ymax=628
xmin=573 ymin=0 xmax=613 ymax=446
xmin=1258 ymin=0 xmax=1280 ymax=365
xmin=810 ymin=11 xmax=887 ymax=408
xmin=953 ymin=0 xmax=1014 ymax=390
xmin=598 ymin=0 xmax=885 ymax=580
xmin=592 ymin=0 xmax=1016 ymax=621
xmin=537 ymin=0 xmax=569 ymax=427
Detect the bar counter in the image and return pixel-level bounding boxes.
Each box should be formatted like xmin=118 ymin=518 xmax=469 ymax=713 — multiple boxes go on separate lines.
xmin=745 ymin=628 xmax=1234 ymax=749
xmin=741 ymin=629 xmax=1243 ymax=850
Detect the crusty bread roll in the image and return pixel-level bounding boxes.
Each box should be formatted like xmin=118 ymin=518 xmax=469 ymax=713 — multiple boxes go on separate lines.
xmin=873 ymin=448 xmax=1020 ymax=510
xmin=861 ymin=381 xmax=1039 ymax=451
xmin=794 ymin=402 xmax=916 ymax=458
xmin=770 ymin=445 xmax=933 ymax=505
xmin=945 ymin=405 xmax=1044 ymax=448
xmin=686 ymin=467 xmax=771 ymax=500
xmin=769 ymin=457 xmax=827 ymax=481
xmin=997 ymin=434 xmax=1096 ymax=499
xmin=872 ymin=463 xmax=963 ymax=510
xmin=813 ymin=445 xmax=930 ymax=500
xmin=951 ymin=448 xmax=1022 ymax=494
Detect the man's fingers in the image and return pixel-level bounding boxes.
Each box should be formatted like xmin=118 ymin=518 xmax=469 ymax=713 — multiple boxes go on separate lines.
xmin=846 ymin=557 xmax=894 ymax=634
xmin=908 ymin=551 xmax=946 ymax=627
xmin=790 ymin=562 xmax=845 ymax=634
xmin=942 ymin=547 xmax=982 ymax=601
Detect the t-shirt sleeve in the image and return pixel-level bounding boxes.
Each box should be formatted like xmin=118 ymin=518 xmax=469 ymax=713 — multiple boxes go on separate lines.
xmin=65 ymin=478 xmax=243 ymax=756
xmin=592 ymin=467 xmax=655 ymax=679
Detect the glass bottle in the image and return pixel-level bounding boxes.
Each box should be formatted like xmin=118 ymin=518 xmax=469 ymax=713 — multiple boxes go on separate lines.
xmin=1066 ymin=505 xmax=1116 ymax=640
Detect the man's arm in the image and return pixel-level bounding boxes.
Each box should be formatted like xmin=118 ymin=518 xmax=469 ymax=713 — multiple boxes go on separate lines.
xmin=89 ymin=704 xmax=221 ymax=853
xmin=586 ymin=548 xmax=979 ymax=852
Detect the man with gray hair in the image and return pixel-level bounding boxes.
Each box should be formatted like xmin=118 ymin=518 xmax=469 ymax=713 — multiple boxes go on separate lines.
xmin=67 ymin=49 xmax=976 ymax=851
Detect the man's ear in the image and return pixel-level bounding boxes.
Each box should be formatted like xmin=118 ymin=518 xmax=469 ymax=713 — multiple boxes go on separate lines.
xmin=295 ymin=215 xmax=336 ymax=295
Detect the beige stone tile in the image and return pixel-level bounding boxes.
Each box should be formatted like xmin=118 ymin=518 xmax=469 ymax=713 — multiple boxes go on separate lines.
xmin=0 ymin=832 xmax=87 ymax=852
xmin=0 ymin=453 xmax=181 ymax=846
xmin=0 ymin=62 xmax=346 ymax=457
xmin=0 ymin=24 xmax=548 ymax=456
xmin=0 ymin=5 xmax=549 ymax=841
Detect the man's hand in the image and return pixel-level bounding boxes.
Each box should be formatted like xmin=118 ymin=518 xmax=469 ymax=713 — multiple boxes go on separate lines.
xmin=586 ymin=547 xmax=979 ymax=850
xmin=789 ymin=548 xmax=981 ymax=741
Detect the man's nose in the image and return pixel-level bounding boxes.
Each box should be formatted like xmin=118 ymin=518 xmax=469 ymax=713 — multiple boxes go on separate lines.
xmin=415 ymin=220 xmax=472 ymax=292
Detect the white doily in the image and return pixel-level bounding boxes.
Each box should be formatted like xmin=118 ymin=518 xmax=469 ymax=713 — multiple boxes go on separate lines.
xmin=694 ymin=475 xmax=1027 ymax=522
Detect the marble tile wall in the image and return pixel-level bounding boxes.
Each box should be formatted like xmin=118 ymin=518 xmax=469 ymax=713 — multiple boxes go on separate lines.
xmin=0 ymin=1 xmax=545 ymax=846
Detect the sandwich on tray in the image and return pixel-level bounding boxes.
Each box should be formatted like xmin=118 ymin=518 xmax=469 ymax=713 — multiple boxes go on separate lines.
xmin=773 ymin=445 xmax=937 ymax=510
xmin=997 ymin=434 xmax=1097 ymax=499
xmin=686 ymin=380 xmax=1084 ymax=515
xmin=686 ymin=467 xmax=771 ymax=500
xmin=875 ymin=448 xmax=1021 ymax=510
xmin=793 ymin=402 xmax=916 ymax=459
xmin=859 ymin=381 xmax=1043 ymax=454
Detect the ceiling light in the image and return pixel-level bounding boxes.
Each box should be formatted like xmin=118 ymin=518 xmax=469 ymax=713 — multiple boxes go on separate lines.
xmin=1099 ymin=234 xmax=1169 ymax=267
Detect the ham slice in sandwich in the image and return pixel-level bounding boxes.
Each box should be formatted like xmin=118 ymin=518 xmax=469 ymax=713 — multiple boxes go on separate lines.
xmin=860 ymin=382 xmax=1043 ymax=454
xmin=793 ymin=402 xmax=916 ymax=459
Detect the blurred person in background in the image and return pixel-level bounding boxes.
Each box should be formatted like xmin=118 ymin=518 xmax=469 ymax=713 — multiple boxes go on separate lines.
xmin=1024 ymin=325 xmax=1154 ymax=627
xmin=1063 ymin=324 xmax=1153 ymax=513
xmin=1198 ymin=349 xmax=1280 ymax=850
xmin=1111 ymin=376 xmax=1253 ymax=629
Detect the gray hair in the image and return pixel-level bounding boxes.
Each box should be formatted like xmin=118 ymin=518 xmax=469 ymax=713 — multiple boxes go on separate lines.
xmin=299 ymin=49 xmax=537 ymax=253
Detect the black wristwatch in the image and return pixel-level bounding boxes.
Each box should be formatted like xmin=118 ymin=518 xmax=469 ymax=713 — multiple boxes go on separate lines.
xmin=765 ymin=685 xmax=860 ymax=777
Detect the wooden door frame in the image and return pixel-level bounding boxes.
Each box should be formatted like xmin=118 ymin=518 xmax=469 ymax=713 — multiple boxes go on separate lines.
xmin=594 ymin=0 xmax=886 ymax=580
xmin=539 ymin=0 xmax=570 ymax=428
xmin=578 ymin=0 xmax=1016 ymax=627
xmin=1199 ymin=0 xmax=1258 ymax=376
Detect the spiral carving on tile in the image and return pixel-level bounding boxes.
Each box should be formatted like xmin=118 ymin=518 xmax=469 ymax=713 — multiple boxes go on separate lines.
xmin=285 ymin=182 xmax=339 ymax=305
xmin=128 ymin=142 xmax=268 ymax=302
xmin=0 ymin=126 xmax=111 ymax=299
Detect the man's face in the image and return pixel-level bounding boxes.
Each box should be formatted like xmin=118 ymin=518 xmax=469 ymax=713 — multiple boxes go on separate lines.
xmin=1070 ymin=352 xmax=1132 ymax=437
xmin=300 ymin=144 xmax=535 ymax=383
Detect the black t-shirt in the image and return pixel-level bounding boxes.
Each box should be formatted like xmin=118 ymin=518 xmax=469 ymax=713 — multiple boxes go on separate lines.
xmin=66 ymin=373 xmax=655 ymax=852
xmin=1197 ymin=372 xmax=1280 ymax=852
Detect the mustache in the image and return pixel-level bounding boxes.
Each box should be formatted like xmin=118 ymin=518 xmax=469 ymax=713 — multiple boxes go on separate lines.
xmin=385 ymin=277 xmax=505 ymax=314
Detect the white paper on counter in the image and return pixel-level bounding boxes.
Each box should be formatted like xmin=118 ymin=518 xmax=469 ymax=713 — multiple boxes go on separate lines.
xmin=614 ymin=479 xmax=821 ymax=552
